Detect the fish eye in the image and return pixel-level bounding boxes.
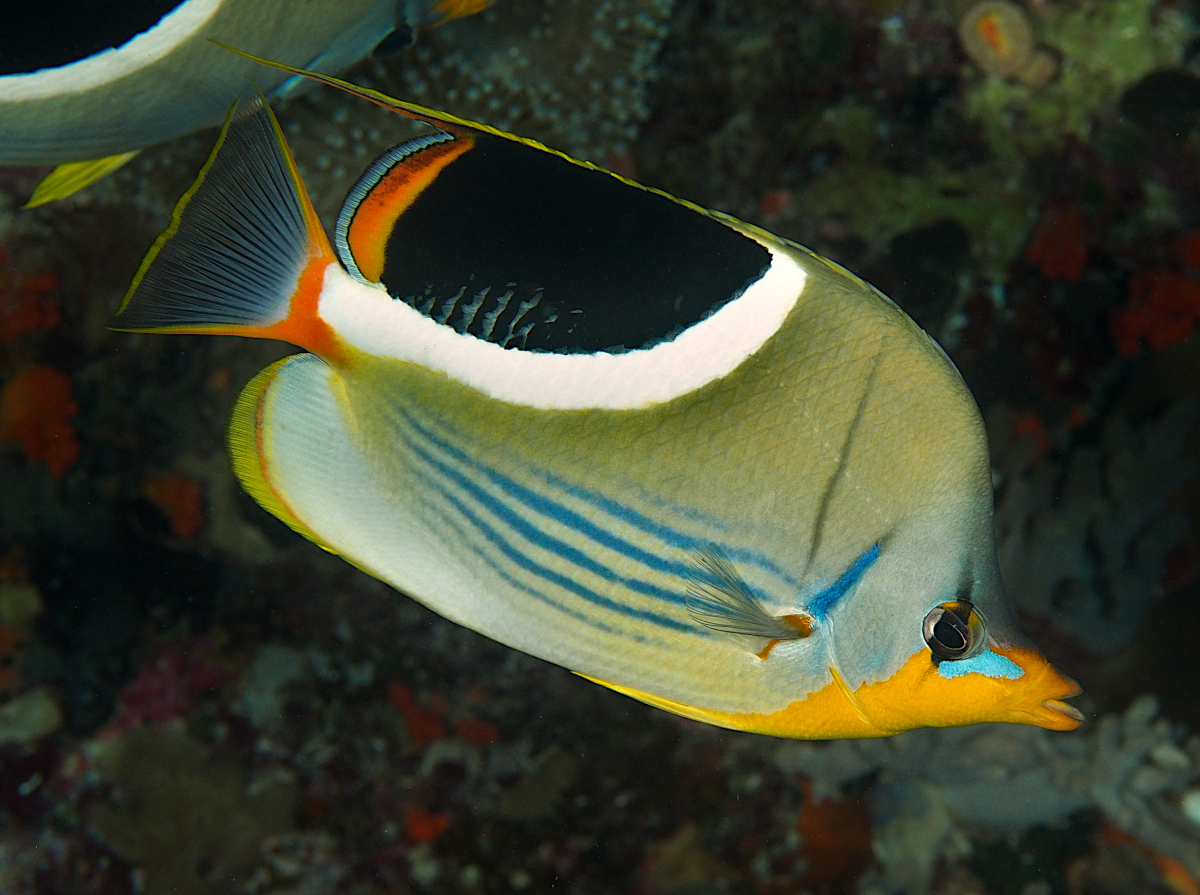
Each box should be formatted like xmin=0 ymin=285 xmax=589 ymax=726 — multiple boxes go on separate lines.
xmin=922 ymin=601 xmax=986 ymax=661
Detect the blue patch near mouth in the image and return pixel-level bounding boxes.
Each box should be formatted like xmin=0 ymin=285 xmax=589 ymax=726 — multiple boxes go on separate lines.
xmin=937 ymin=650 xmax=1024 ymax=680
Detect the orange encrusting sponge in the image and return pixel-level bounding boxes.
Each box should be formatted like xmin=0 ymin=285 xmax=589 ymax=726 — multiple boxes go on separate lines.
xmin=0 ymin=247 xmax=61 ymax=344
xmin=144 ymin=473 xmax=207 ymax=539
xmin=1111 ymin=270 xmax=1200 ymax=358
xmin=0 ymin=363 xmax=80 ymax=477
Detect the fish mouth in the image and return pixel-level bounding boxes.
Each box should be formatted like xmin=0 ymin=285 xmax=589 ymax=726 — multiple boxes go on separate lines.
xmin=993 ymin=647 xmax=1085 ymax=731
xmin=1038 ymin=698 xmax=1085 ymax=729
xmin=1016 ymin=672 xmax=1084 ymax=730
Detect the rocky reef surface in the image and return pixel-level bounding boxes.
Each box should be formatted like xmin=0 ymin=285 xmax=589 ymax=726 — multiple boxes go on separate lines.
xmin=3 ymin=0 xmax=1200 ymax=891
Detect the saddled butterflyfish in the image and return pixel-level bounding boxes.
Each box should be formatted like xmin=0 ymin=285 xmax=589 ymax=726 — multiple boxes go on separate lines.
xmin=113 ymin=54 xmax=1085 ymax=738
xmin=1 ymin=0 xmax=491 ymax=206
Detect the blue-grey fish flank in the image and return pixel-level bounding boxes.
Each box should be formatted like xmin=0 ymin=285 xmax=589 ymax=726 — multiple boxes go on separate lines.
xmin=398 ymin=406 xmax=882 ymax=635
xmin=395 ymin=412 xmax=694 ymax=631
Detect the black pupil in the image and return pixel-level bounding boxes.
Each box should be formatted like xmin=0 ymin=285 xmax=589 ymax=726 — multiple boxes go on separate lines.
xmin=933 ymin=617 xmax=966 ymax=652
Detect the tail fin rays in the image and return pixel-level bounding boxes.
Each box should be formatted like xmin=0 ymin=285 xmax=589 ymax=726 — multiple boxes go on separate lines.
xmin=112 ymin=91 xmax=343 ymax=360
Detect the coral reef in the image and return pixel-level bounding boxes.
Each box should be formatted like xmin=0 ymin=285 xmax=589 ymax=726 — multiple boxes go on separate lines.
xmin=776 ymin=696 xmax=1200 ymax=892
xmin=0 ymin=364 xmax=79 ymax=478
xmin=142 ymin=472 xmax=206 ymax=541
xmin=1113 ymin=270 xmax=1200 ymax=358
xmin=86 ymin=723 xmax=298 ymax=895
xmin=0 ymin=246 xmax=59 ymax=344
xmin=990 ymin=398 xmax=1195 ymax=658
xmin=103 ymin=638 xmax=226 ymax=735
xmin=958 ymin=0 xmax=1056 ymax=87
xmin=963 ymin=0 xmax=1195 ymax=161
xmin=268 ymin=0 xmax=675 ymax=230
xmin=0 ymin=688 xmax=61 ymax=746
xmin=386 ymin=0 xmax=675 ymax=160
xmin=1025 ymin=202 xmax=1089 ymax=282
xmin=0 ymin=578 xmax=40 ymax=702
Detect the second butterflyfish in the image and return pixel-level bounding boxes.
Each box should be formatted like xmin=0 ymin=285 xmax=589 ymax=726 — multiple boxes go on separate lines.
xmin=113 ymin=53 xmax=1085 ymax=739
xmin=2 ymin=0 xmax=492 ymax=205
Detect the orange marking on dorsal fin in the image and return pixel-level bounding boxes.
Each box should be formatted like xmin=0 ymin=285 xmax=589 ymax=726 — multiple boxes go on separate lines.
xmin=348 ymin=137 xmax=473 ymax=282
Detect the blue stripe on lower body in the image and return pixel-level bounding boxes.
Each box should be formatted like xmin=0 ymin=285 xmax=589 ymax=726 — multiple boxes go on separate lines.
xmin=401 ymin=417 xmax=693 ymax=607
xmin=407 ymin=464 xmax=633 ymax=638
xmin=541 ymin=469 xmax=805 ymax=591
xmin=396 ymin=423 xmax=694 ymax=632
xmin=396 ymin=405 xmax=881 ymax=627
xmin=401 ymin=407 xmax=803 ymax=596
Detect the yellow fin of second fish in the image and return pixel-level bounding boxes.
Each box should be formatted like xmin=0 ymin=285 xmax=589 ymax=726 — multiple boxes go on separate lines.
xmin=426 ymin=0 xmax=495 ymax=25
xmin=23 ymin=151 xmax=139 ymax=209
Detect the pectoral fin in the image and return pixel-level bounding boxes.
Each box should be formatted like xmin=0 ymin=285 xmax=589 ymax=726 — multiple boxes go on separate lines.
xmin=24 ymin=152 xmax=139 ymax=209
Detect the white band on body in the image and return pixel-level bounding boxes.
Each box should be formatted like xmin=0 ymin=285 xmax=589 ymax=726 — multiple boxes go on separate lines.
xmin=319 ymin=232 xmax=806 ymax=411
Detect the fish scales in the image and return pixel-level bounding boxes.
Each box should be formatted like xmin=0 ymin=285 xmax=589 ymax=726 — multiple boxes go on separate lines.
xmin=112 ymin=51 xmax=1084 ymax=738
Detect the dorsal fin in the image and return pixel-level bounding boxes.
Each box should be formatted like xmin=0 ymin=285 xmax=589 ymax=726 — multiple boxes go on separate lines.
xmin=212 ymin=41 xmax=499 ymax=140
xmin=335 ymin=131 xmax=469 ymax=282
xmin=214 ymin=44 xmax=774 ymax=355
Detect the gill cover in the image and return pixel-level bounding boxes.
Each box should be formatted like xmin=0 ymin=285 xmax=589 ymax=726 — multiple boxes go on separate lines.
xmin=113 ymin=54 xmax=1083 ymax=738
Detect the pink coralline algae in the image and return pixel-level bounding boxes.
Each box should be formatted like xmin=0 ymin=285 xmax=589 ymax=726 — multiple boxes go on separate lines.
xmin=101 ymin=639 xmax=225 ymax=735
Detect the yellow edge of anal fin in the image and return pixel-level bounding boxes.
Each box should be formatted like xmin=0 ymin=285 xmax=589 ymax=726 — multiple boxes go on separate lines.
xmin=227 ymin=358 xmax=340 ymax=555
xmin=23 ymin=151 xmax=139 ymax=209
xmin=575 ymin=673 xmax=753 ymax=733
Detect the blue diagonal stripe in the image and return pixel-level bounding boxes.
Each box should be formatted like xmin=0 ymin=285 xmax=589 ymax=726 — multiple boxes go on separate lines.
xmin=541 ymin=471 xmax=804 ymax=591
xmin=807 ymin=541 xmax=881 ymax=618
xmin=397 ymin=425 xmax=695 ymax=632
xmin=403 ymin=407 xmax=802 ymax=594
xmin=410 ymin=467 xmax=635 ymax=638
xmin=401 ymin=419 xmax=693 ymax=607
xmin=402 ymin=408 xmax=710 ymax=581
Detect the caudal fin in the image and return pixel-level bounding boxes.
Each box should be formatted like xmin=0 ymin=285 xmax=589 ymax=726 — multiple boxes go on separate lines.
xmin=112 ymin=91 xmax=341 ymax=357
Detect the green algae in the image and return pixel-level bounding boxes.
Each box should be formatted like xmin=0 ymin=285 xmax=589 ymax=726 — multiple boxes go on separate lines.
xmin=964 ymin=0 xmax=1195 ymax=162
xmin=800 ymin=160 xmax=1036 ymax=280
xmin=793 ymin=0 xmax=1195 ymax=280
xmin=805 ymin=99 xmax=879 ymax=163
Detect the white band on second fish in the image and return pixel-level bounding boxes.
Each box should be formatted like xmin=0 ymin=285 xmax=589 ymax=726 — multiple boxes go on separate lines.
xmin=0 ymin=0 xmax=223 ymax=100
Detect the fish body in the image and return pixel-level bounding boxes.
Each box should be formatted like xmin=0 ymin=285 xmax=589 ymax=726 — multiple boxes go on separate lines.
xmin=1 ymin=0 xmax=490 ymax=203
xmin=115 ymin=58 xmax=1083 ymax=738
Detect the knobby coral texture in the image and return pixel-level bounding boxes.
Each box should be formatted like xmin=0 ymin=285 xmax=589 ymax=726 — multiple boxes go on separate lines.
xmin=2 ymin=0 xmax=1200 ymax=892
xmin=991 ymin=399 xmax=1195 ymax=659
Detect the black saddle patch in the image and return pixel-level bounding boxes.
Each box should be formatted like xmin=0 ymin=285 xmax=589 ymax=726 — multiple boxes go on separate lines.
xmin=0 ymin=0 xmax=185 ymax=76
xmin=378 ymin=134 xmax=773 ymax=353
